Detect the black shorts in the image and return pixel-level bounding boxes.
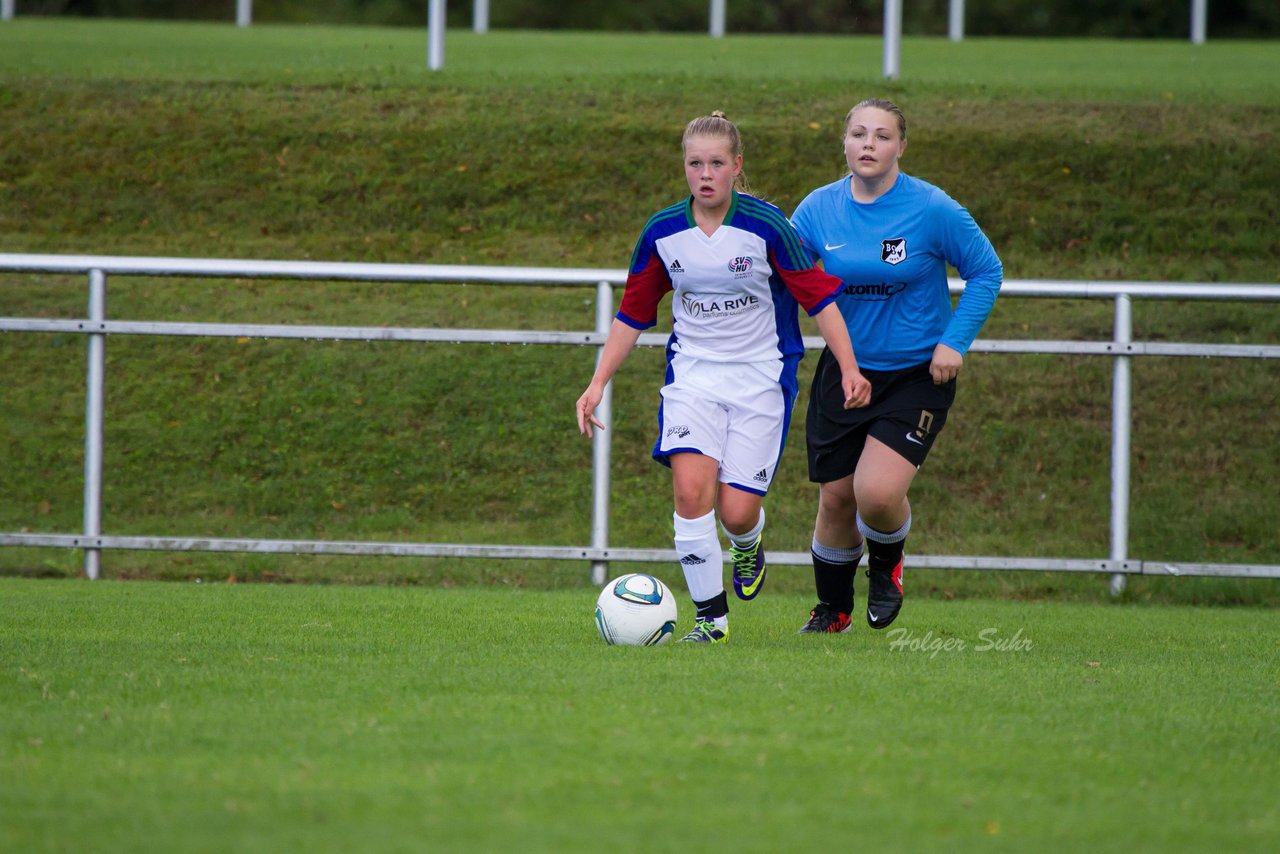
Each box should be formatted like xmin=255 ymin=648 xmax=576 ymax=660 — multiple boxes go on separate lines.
xmin=806 ymin=351 xmax=957 ymax=483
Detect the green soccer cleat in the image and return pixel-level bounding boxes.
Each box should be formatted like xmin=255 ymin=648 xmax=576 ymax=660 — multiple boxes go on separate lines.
xmin=677 ymin=618 xmax=729 ymax=644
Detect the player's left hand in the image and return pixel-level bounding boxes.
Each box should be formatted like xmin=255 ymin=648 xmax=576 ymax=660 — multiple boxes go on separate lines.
xmin=930 ymin=343 xmax=963 ymax=384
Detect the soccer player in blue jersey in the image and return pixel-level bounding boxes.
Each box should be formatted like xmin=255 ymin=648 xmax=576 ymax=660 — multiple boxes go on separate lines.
xmin=576 ymin=112 xmax=871 ymax=644
xmin=790 ymin=99 xmax=1003 ymax=634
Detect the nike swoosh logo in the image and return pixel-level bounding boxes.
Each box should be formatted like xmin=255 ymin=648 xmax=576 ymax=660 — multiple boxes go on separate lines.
xmin=868 ymin=611 xmax=879 ymax=623
xmin=824 ymin=242 xmax=847 ymax=251
xmin=904 ymin=431 xmax=925 ymax=446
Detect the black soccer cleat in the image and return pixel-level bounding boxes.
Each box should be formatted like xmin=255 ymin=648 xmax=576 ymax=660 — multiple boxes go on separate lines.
xmin=865 ymin=558 xmax=904 ymax=629
xmin=797 ymin=604 xmax=852 ymax=634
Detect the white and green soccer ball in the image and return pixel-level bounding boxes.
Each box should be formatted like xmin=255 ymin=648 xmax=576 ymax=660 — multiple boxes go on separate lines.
xmin=594 ymin=573 xmax=677 ymax=646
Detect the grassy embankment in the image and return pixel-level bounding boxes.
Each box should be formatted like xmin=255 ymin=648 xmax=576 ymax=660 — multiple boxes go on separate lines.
xmin=1 ymin=21 xmax=1277 ymax=602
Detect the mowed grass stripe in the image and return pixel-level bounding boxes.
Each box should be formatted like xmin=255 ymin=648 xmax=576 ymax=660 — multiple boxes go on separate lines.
xmin=2 ymin=578 xmax=1276 ymax=851
xmin=1 ymin=20 xmax=1277 ymax=104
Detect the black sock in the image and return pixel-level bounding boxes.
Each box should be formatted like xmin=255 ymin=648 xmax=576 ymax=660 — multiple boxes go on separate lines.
xmin=811 ymin=540 xmax=863 ymax=615
xmin=866 ymin=535 xmax=906 ymax=574
xmin=859 ymin=513 xmax=910 ymax=575
xmin=694 ymin=591 xmax=729 ymax=621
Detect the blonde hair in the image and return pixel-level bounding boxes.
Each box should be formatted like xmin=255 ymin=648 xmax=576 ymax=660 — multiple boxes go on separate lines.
xmin=682 ymin=111 xmax=752 ymax=195
xmin=845 ymin=98 xmax=907 ymax=140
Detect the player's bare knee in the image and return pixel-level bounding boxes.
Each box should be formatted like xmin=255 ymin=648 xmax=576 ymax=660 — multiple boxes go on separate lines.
xmin=673 ymin=494 xmax=713 ymax=520
xmin=818 ymin=482 xmax=856 ymax=520
xmin=853 ymin=488 xmax=906 ymax=526
xmin=718 ymin=509 xmax=756 ymax=536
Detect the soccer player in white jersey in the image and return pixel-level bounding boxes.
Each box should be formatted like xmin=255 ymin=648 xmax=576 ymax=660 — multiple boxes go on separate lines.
xmin=790 ymin=98 xmax=1003 ymax=634
xmin=576 ymin=112 xmax=871 ymax=644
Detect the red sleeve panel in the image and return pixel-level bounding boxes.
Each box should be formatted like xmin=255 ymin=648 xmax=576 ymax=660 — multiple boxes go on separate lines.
xmin=770 ymin=247 xmax=843 ymax=317
xmin=617 ymin=251 xmax=673 ymax=330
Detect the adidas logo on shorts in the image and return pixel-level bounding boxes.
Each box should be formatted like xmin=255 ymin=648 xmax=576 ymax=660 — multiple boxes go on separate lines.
xmin=752 ymin=469 xmax=768 ymax=483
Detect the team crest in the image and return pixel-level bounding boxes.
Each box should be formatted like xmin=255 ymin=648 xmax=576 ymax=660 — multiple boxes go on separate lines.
xmin=881 ymin=238 xmax=907 ymax=265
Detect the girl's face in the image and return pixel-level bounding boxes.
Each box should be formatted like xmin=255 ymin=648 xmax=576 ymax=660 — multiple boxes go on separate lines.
xmin=843 ymin=107 xmax=907 ymax=183
xmin=683 ymin=134 xmax=741 ymax=212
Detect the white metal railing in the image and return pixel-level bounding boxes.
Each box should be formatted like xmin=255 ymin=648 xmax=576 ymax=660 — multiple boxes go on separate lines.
xmin=2 ymin=253 xmax=1278 ymax=585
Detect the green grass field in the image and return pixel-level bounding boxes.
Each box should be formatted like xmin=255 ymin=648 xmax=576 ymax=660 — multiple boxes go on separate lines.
xmin=3 ymin=577 xmax=1277 ymax=852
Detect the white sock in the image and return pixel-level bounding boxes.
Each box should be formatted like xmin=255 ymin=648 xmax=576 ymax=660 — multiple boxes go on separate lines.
xmin=722 ymin=506 xmax=765 ymax=550
xmin=857 ymin=511 xmax=912 ymax=544
xmin=673 ymin=510 xmax=723 ymax=604
xmin=811 ymin=535 xmax=864 ymax=566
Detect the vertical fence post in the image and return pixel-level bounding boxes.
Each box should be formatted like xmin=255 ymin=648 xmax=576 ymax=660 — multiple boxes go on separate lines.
xmin=709 ymin=0 xmax=726 ymax=38
xmin=590 ymin=281 xmax=614 ymax=586
xmin=2 ymin=0 xmax=15 ymax=23
xmin=83 ymin=270 xmax=107 ymax=580
xmin=473 ymin=0 xmax=489 ymax=33
xmin=1190 ymin=0 xmax=1207 ymax=44
xmin=1109 ymin=295 xmax=1132 ymax=597
xmin=948 ymin=0 xmax=965 ymax=42
xmin=235 ymin=0 xmax=251 ymax=28
xmin=883 ymin=0 xmax=902 ymax=79
xmin=427 ymin=0 xmax=446 ymax=70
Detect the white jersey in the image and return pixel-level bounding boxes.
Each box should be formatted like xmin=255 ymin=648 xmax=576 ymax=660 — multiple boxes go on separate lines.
xmin=618 ymin=191 xmax=842 ymax=389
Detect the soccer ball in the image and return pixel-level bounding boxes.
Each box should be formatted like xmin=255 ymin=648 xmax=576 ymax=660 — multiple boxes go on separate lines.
xmin=594 ymin=573 xmax=678 ymax=646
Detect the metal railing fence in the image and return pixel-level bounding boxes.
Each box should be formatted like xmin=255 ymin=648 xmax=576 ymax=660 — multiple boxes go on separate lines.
xmin=2 ymin=252 xmax=1278 ymax=586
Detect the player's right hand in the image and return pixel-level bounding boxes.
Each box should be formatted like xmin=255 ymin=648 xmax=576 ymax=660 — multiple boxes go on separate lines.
xmin=576 ymin=387 xmax=606 ymax=437
xmin=842 ymin=369 xmax=872 ymax=409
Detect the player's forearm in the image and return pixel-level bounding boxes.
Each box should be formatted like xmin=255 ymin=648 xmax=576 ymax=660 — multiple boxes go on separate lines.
xmin=814 ymin=305 xmax=860 ymax=373
xmin=589 ymin=319 xmax=644 ymax=389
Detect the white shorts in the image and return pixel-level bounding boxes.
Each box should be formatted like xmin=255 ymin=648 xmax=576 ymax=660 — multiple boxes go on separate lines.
xmin=653 ymin=355 xmax=794 ymax=495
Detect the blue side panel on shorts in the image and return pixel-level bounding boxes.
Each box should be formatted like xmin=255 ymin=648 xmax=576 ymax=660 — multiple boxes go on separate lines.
xmin=776 ymin=358 xmax=798 ymax=460
xmin=652 ymin=334 xmax=680 ymax=466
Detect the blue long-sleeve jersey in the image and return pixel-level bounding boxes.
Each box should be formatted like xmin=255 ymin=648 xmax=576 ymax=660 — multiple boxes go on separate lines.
xmin=791 ymin=172 xmax=1003 ymax=371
